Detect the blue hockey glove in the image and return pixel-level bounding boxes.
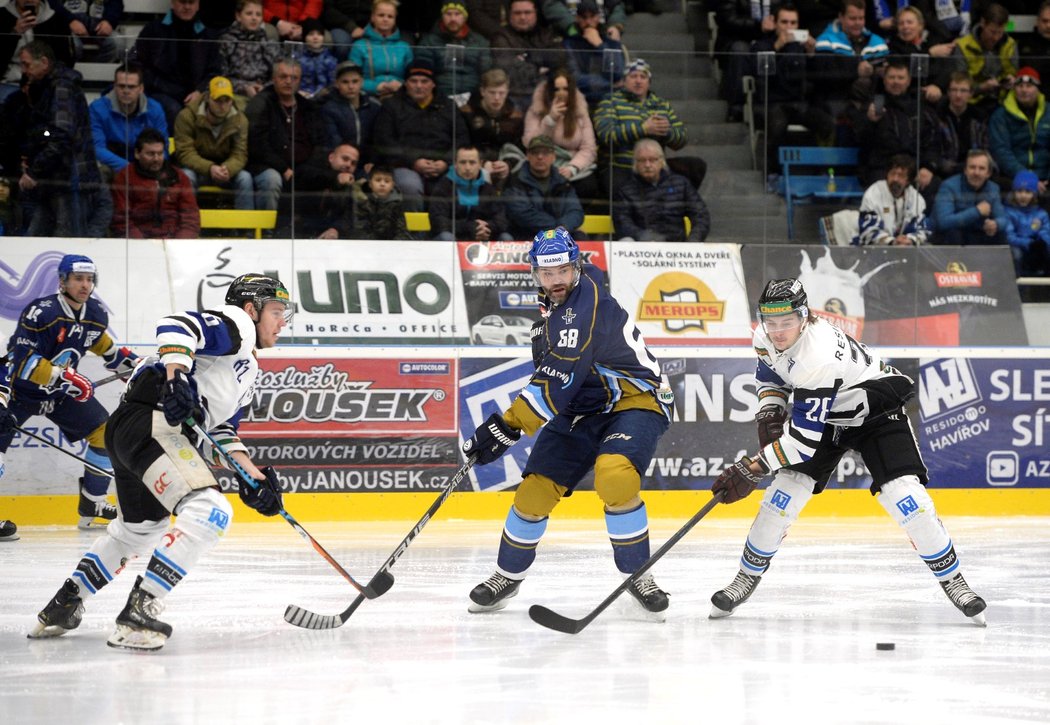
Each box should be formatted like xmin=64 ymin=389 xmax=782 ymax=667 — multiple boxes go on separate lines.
xmin=103 ymin=345 xmax=139 ymax=374
xmin=161 ymin=370 xmax=203 ymax=427
xmin=463 ymin=413 xmax=520 ymax=465
xmin=239 ymin=466 xmax=283 ymax=517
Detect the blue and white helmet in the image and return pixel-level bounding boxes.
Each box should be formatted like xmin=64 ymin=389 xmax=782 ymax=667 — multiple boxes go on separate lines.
xmin=529 ymin=227 xmax=582 ymax=287
xmin=58 ymin=254 xmax=98 ymax=285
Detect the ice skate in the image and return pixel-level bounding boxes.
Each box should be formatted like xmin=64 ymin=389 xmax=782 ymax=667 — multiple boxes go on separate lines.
xmin=941 ymin=573 xmax=987 ymax=626
xmin=78 ymin=481 xmax=117 ymax=530
xmin=0 ymin=519 xmax=18 ymax=541
xmin=107 ymin=576 xmax=172 ymax=651
xmin=468 ymin=572 xmax=521 ymax=613
xmin=28 ymin=578 xmax=83 ymax=639
xmin=627 ymin=573 xmax=669 ymax=620
xmin=710 ymin=570 xmax=762 ymax=619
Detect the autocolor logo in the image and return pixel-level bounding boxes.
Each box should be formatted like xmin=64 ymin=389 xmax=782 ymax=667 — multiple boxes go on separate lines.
xmin=400 ymin=362 xmax=450 ymax=375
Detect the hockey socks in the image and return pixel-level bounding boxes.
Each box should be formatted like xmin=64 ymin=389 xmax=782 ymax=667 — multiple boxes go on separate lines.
xmin=494 ymin=507 xmax=547 ymax=578
xmin=140 ymin=489 xmax=232 ymax=599
xmin=81 ymin=446 xmax=113 ymax=496
xmin=737 ymin=472 xmax=815 ymax=576
xmin=878 ymin=476 xmax=956 ymax=579
xmin=605 ymin=502 xmax=651 ymax=574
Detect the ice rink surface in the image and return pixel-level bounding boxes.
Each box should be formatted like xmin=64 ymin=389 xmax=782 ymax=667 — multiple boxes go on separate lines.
xmin=2 ymin=515 xmax=1048 ymax=725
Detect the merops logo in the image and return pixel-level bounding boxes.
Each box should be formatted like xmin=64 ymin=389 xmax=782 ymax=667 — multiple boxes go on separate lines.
xmin=637 ymin=272 xmax=725 ymax=333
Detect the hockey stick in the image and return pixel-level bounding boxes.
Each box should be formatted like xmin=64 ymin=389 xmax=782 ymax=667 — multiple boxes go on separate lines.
xmin=284 ymin=454 xmax=478 ymax=630
xmin=93 ymin=369 xmax=134 ymax=388
xmin=13 ymin=425 xmax=114 ymax=477
xmin=528 ymin=489 xmax=727 ymax=634
xmin=187 ymin=419 xmax=391 ymax=601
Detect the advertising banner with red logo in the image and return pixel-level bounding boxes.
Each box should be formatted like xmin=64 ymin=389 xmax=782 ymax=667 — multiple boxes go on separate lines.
xmin=456 ymin=240 xmax=608 ymax=346
xmin=212 ymin=356 xmax=463 ymax=494
xmin=740 ymin=245 xmax=1027 ymax=345
xmin=607 ymin=243 xmax=752 ymax=345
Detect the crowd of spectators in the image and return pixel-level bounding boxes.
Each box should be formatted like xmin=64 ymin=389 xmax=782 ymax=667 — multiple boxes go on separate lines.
xmin=0 ymin=0 xmax=713 ymax=242
xmin=722 ymin=0 xmax=1050 ymax=276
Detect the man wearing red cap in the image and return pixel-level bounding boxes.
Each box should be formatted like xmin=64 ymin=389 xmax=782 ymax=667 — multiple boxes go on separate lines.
xmin=989 ymin=66 xmax=1050 ymax=193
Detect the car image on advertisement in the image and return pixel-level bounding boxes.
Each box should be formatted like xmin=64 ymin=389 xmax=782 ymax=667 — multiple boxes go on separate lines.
xmin=471 ymin=314 xmax=534 ymax=345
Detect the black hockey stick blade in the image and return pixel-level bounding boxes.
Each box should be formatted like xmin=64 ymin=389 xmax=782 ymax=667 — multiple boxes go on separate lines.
xmin=284 ymin=456 xmax=477 ymax=630
xmin=529 ymin=490 xmax=726 ymax=635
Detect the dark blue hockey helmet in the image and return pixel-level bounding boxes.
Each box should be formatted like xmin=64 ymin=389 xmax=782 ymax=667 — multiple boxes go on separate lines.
xmin=529 ymin=227 xmax=582 ymax=292
xmin=58 ymin=254 xmax=97 ymax=284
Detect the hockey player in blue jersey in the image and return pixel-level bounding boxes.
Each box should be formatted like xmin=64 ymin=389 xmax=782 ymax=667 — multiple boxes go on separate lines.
xmin=707 ymin=278 xmax=987 ymax=625
xmin=0 ymin=255 xmax=139 ymax=535
xmin=464 ymin=227 xmax=674 ymax=617
xmin=28 ymin=274 xmax=289 ymax=650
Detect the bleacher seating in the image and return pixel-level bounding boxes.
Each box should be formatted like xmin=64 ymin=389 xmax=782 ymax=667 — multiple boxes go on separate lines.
xmin=779 ymin=147 xmax=863 ymax=241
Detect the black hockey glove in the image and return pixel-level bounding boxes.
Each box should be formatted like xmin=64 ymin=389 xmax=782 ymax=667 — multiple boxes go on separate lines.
xmin=239 ymin=466 xmax=283 ymax=517
xmin=756 ymin=405 xmax=787 ymax=448
xmin=463 ymin=413 xmax=521 ymax=465
xmin=712 ymin=455 xmax=768 ymax=504
xmin=161 ymin=370 xmax=203 ymax=427
xmin=0 ymin=401 xmax=16 ymax=437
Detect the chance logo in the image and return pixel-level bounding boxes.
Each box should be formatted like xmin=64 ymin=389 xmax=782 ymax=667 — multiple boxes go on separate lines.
xmin=918 ymin=358 xmax=981 ymax=421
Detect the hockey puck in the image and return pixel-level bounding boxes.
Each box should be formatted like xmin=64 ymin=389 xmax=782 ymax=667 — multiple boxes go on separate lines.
xmin=876 ymin=642 xmax=896 ymax=651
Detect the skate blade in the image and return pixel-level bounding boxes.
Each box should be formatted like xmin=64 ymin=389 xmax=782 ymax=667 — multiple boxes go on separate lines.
xmin=106 ymin=625 xmax=167 ymax=651
xmin=708 ymin=604 xmax=735 ymax=619
xmin=969 ymin=611 xmax=987 ymax=627
xmin=467 ymin=588 xmax=518 ymax=613
xmin=27 ymin=621 xmax=71 ymax=639
xmin=0 ymin=534 xmax=20 ymax=542
xmin=77 ymin=516 xmax=110 ymax=530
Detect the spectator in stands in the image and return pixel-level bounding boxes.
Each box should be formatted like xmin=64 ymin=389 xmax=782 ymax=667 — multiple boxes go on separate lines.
xmin=111 ymin=127 xmax=201 ymax=239
xmin=463 ymin=0 xmax=506 ymax=41
xmin=173 ymin=76 xmax=253 ymax=210
xmin=262 ymin=0 xmax=320 ymax=40
xmin=89 ymin=62 xmax=169 ymax=182
xmin=887 ymin=5 xmax=958 ymax=103
xmin=951 ymin=3 xmax=1018 ymax=117
xmin=812 ymin=0 xmax=888 ymax=107
xmin=219 ymin=0 xmax=283 ymax=99
xmin=296 ymin=141 xmax=360 ymax=238
xmin=875 ymin=0 xmax=971 ymax=47
xmin=929 ymin=72 xmax=989 ymax=181
xmin=322 ymin=0 xmax=372 ymax=59
xmin=320 ymin=61 xmax=382 ymax=165
xmin=988 ymin=66 xmax=1050 ymax=192
xmin=372 ymin=58 xmax=469 ymax=212
xmin=1004 ymin=169 xmax=1050 ymax=276
xmin=415 ymin=3 xmax=492 ymax=101
xmin=544 ymin=0 xmax=624 ymax=40
xmin=63 ymin=0 xmax=122 ymax=62
xmin=612 ymin=138 xmax=709 ymax=242
xmin=350 ymin=164 xmax=411 ymax=239
xmin=349 ymin=0 xmax=413 ymax=100
xmin=562 ymin=0 xmax=626 ymax=105
xmin=714 ymin=0 xmax=777 ymax=122
xmin=297 ymin=18 xmax=339 ymax=98
xmin=1018 ymin=1 xmax=1050 ymax=85
xmin=0 ymin=0 xmax=76 ymax=102
xmin=849 ymin=59 xmax=940 ymax=205
xmin=133 ymin=0 xmax=223 ymax=129
xmin=522 ymin=67 xmax=598 ymax=205
xmin=429 ymin=145 xmax=510 ymax=240
xmin=503 ymin=134 xmax=584 ymax=239
xmin=461 ymin=67 xmax=523 ymax=187
xmin=245 ymin=58 xmax=326 ymax=217
xmin=749 ymin=4 xmax=833 ymax=172
xmin=931 ymin=148 xmax=1006 ymax=245
xmin=491 ymin=0 xmax=564 ymax=111
xmin=594 ymin=59 xmax=703 ymax=202
xmin=0 ymin=41 xmax=99 ymax=236
xmin=857 ymin=154 xmax=930 ymax=246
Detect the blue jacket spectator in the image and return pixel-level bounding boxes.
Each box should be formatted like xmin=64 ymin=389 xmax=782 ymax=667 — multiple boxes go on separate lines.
xmin=89 ymin=64 xmax=169 ymax=176
xmin=612 ymin=140 xmax=709 ymax=242
xmin=1004 ymin=170 xmax=1050 ymax=276
xmin=349 ymin=5 xmax=413 ymax=98
xmin=932 ymin=149 xmax=1007 ymax=245
xmin=813 ymin=0 xmax=888 ymax=101
xmin=503 ymin=135 xmax=584 ymax=240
